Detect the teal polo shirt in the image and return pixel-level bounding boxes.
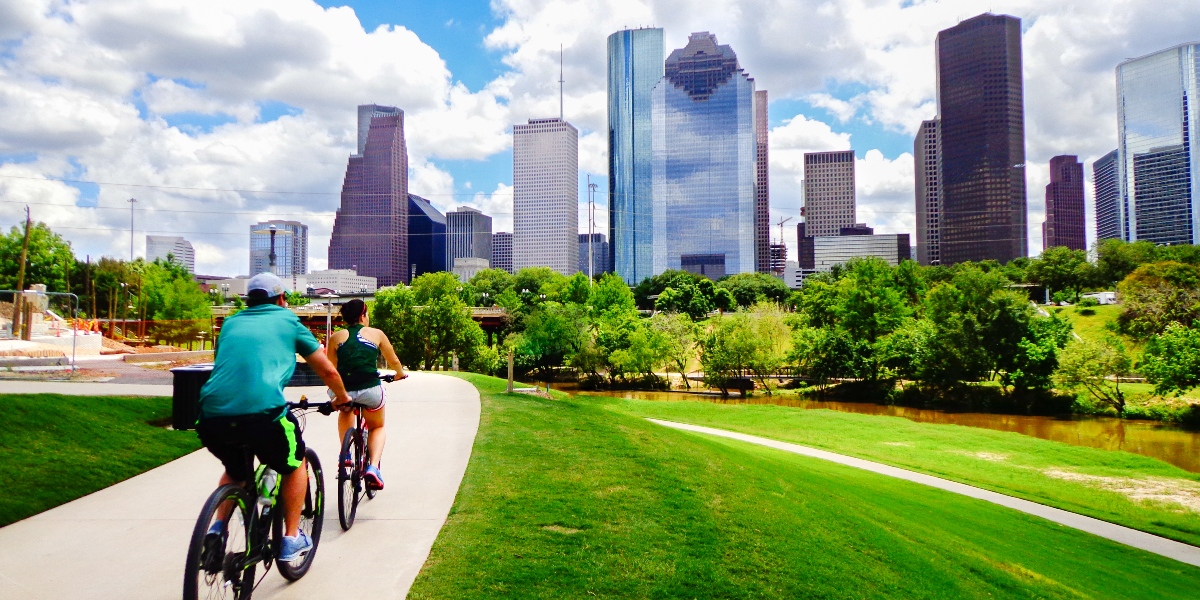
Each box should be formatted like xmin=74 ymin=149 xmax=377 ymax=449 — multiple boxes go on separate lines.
xmin=199 ymin=304 xmax=321 ymax=419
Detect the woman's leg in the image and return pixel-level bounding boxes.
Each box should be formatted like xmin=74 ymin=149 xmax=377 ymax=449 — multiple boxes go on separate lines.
xmin=364 ymin=405 xmax=386 ymax=467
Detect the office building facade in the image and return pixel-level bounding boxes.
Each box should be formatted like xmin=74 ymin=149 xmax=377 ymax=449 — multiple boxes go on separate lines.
xmin=914 ymin=119 xmax=942 ymax=265
xmin=651 ymin=32 xmax=757 ymax=279
xmin=408 ymin=194 xmax=447 ymax=278
xmin=146 ymin=235 xmax=195 ymax=273
xmin=1043 ymin=155 xmax=1086 ymax=251
xmin=249 ymin=220 xmax=307 ymax=277
xmin=803 ymin=150 xmax=857 ymax=237
xmin=447 ymin=206 xmax=493 ymax=264
xmin=797 ymin=234 xmax=912 ymax=272
xmin=579 ymin=233 xmax=611 ymax=277
xmin=755 ymin=90 xmax=770 ymax=273
xmin=306 ymin=269 xmax=377 ymax=294
xmin=513 ymin=118 xmax=579 ymax=276
xmin=1093 ymin=150 xmax=1122 ymax=241
xmin=1116 ymin=42 xmax=1200 ymax=245
xmin=329 ymin=104 xmax=409 ymax=286
xmin=936 ymin=13 xmax=1028 ymax=264
xmin=608 ymin=27 xmax=664 ymax=285
xmin=492 ymin=232 xmax=513 ymax=274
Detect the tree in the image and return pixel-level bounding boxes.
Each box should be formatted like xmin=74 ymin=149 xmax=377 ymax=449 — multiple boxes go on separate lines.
xmin=371 ymin=281 xmax=486 ymax=370
xmin=1054 ymin=337 xmax=1134 ymax=415
xmin=548 ymin=271 xmax=590 ymax=305
xmin=716 ymin=272 xmax=791 ymax=307
xmin=609 ymin=320 xmax=670 ymax=385
xmin=512 ymin=267 xmax=566 ymax=305
xmin=468 ymin=269 xmax=514 ymax=306
xmin=654 ymin=281 xmax=713 ymax=320
xmin=1141 ymin=323 xmax=1200 ymax=397
xmin=1095 ymin=238 xmax=1160 ymax=285
xmin=1117 ymin=261 xmax=1200 ymax=339
xmin=0 ymin=221 xmax=75 ymax=294
xmin=633 ymin=269 xmax=706 ymax=309
xmin=1026 ymin=246 xmax=1092 ymax=302
xmin=998 ymin=313 xmax=1072 ymax=399
xmin=588 ymin=272 xmax=636 ymax=317
xmin=699 ymin=314 xmax=758 ymax=395
xmin=743 ymin=302 xmax=792 ymax=393
xmin=650 ymin=311 xmax=697 ymax=388
xmin=518 ymin=302 xmax=590 ymax=373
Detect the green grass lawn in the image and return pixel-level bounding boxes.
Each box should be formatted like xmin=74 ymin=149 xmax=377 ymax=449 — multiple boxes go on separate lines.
xmin=1053 ymin=304 xmax=1137 ymax=348
xmin=0 ymin=393 xmax=201 ymax=527
xmin=610 ymin=398 xmax=1200 ymax=547
xmin=410 ymin=374 xmax=1199 ymax=599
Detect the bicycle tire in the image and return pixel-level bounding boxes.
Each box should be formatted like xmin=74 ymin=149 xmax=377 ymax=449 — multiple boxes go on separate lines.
xmin=275 ymin=448 xmax=325 ymax=581
xmin=337 ymin=427 xmax=363 ymax=531
xmin=183 ymin=484 xmax=257 ymax=600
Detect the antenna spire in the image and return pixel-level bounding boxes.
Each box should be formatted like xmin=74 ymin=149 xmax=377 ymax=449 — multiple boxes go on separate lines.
xmin=559 ymin=44 xmax=564 ymax=120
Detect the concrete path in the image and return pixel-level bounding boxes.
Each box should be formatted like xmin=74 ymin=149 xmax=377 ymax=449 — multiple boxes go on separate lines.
xmin=649 ymin=418 xmax=1200 ymax=568
xmin=0 ymin=372 xmax=480 ymax=599
xmin=0 ymin=380 xmax=173 ymax=396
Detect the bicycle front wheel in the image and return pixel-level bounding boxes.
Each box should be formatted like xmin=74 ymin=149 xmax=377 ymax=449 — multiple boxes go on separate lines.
xmin=183 ymin=484 xmax=256 ymax=600
xmin=276 ymin=448 xmax=325 ymax=581
xmin=338 ymin=427 xmax=364 ymax=531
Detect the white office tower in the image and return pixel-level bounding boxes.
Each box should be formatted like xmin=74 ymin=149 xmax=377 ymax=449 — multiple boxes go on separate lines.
xmin=803 ymin=150 xmax=857 ymax=237
xmin=914 ymin=119 xmax=942 ymax=265
xmin=145 ymin=235 xmax=195 ymax=273
xmin=513 ymin=118 xmax=579 ymax=275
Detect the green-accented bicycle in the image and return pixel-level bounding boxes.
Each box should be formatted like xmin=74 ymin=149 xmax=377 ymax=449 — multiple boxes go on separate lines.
xmin=182 ymin=397 xmax=334 ymax=600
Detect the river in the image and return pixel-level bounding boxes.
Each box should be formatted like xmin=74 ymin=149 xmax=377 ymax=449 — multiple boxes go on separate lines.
xmin=549 ymin=384 xmax=1200 ymax=474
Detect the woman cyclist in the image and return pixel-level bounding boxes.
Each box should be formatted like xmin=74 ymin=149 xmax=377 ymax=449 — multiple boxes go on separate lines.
xmin=325 ymin=299 xmax=404 ymax=490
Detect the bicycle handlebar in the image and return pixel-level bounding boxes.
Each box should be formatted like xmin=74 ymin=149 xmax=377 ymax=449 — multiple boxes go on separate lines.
xmin=288 ymin=371 xmax=400 ymax=415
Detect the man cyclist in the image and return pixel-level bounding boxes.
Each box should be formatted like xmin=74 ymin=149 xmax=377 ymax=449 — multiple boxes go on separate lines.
xmin=325 ymin=299 xmax=404 ymax=490
xmin=196 ymin=273 xmax=351 ymax=563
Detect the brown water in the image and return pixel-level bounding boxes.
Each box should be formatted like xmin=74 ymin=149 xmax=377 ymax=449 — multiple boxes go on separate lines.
xmin=549 ymin=384 xmax=1200 ymax=473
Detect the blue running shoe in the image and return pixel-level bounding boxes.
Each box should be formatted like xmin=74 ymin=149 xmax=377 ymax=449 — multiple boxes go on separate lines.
xmin=279 ymin=531 xmax=312 ymax=563
xmin=364 ymin=465 xmax=384 ymax=491
xmin=340 ymin=452 xmax=352 ymax=468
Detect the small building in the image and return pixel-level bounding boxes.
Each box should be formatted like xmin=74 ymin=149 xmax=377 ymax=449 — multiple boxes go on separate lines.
xmin=306 ymin=269 xmax=377 ymax=294
xmin=1081 ymin=291 xmax=1117 ymax=305
xmin=452 ymin=257 xmax=490 ymax=283
xmin=798 ymin=233 xmax=912 ymax=272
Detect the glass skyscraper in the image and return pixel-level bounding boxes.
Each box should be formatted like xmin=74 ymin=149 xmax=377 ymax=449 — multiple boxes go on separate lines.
xmin=1093 ymin=150 xmax=1121 ymax=241
xmin=651 ymin=32 xmax=756 ymax=279
xmin=1043 ymin=155 xmax=1086 ymax=251
xmin=250 ymin=220 xmax=308 ymax=277
xmin=1116 ymin=43 xmax=1200 ymax=245
xmin=608 ymin=28 xmax=663 ymax=285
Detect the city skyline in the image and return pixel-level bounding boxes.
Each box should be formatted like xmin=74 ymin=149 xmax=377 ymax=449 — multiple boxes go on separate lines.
xmin=1 ymin=1 xmax=1197 ymax=276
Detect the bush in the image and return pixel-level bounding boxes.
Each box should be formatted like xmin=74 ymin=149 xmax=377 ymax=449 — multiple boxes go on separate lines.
xmin=1077 ymin=297 xmax=1100 ymax=308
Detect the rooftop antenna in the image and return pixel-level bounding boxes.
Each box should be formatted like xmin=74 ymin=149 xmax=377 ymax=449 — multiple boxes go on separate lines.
xmin=559 ymin=44 xmax=564 ymax=120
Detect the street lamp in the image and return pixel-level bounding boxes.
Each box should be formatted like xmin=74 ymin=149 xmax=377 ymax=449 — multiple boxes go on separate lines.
xmin=268 ymin=224 xmax=278 ymax=275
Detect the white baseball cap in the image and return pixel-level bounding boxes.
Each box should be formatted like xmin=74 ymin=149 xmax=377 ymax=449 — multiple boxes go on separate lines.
xmin=247 ymin=272 xmax=287 ymax=298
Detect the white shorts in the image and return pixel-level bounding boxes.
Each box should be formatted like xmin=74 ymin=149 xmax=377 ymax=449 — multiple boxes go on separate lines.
xmin=328 ymin=385 xmax=385 ymax=412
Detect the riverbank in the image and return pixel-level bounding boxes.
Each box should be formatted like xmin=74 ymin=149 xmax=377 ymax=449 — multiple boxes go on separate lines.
xmin=0 ymin=393 xmax=200 ymax=527
xmin=409 ymin=373 xmax=1198 ymax=599
xmin=608 ymin=396 xmax=1200 ymax=547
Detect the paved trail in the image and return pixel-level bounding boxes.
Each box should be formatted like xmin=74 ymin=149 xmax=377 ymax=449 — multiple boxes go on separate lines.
xmin=649 ymin=419 xmax=1200 ymax=568
xmin=0 ymin=372 xmax=480 ymax=599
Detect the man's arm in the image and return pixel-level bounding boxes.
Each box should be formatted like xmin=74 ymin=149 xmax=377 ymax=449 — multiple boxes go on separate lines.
xmin=304 ymin=349 xmax=352 ymax=406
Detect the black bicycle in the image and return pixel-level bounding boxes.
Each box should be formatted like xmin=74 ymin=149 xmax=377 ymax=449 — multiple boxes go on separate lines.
xmin=183 ymin=398 xmax=336 ymax=600
xmin=338 ymin=371 xmax=399 ymax=530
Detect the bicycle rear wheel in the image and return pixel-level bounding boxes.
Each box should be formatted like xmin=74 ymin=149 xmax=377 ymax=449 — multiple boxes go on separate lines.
xmin=276 ymin=448 xmax=325 ymax=581
xmin=183 ymin=484 xmax=256 ymax=600
xmin=338 ymin=427 xmax=364 ymax=531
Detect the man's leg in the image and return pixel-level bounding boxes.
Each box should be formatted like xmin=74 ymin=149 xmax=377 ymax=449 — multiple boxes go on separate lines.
xmin=215 ymin=472 xmax=245 ymax=521
xmin=364 ymin=406 xmax=386 ymax=467
xmin=280 ymin=458 xmax=307 ymax=537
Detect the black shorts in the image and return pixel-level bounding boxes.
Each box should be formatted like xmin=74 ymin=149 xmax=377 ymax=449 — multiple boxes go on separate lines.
xmin=196 ymin=409 xmax=306 ymax=482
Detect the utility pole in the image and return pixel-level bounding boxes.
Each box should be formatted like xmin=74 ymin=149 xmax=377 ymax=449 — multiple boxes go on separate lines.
xmin=559 ymin=45 xmax=564 ymax=121
xmin=12 ymin=206 xmax=31 ymax=338
xmin=127 ymin=198 xmax=137 ymax=261
xmin=588 ymin=176 xmax=598 ymax=285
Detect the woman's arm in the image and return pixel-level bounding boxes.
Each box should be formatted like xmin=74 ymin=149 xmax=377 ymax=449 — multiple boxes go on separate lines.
xmin=376 ymin=332 xmax=404 ymax=375
xmin=325 ymin=330 xmax=346 ymax=368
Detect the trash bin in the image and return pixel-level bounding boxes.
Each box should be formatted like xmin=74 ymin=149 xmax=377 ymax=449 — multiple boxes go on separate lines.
xmin=171 ymin=364 xmax=213 ymax=431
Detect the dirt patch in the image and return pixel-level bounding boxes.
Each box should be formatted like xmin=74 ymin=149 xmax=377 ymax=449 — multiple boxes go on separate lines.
xmin=970 ymin=452 xmax=1009 ymax=461
xmin=141 ymin=355 xmax=214 ymax=371
xmin=1044 ymin=469 xmax=1200 ymax=512
xmin=542 ymin=525 xmax=580 ymax=534
xmin=100 ymin=337 xmax=137 ymax=354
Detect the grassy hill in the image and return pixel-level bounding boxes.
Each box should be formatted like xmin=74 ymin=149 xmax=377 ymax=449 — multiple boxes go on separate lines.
xmin=411 ymin=374 xmax=1199 ymax=599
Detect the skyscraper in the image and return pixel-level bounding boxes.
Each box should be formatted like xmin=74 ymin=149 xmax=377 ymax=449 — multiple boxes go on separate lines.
xmin=492 ymin=232 xmax=513 ymax=274
xmin=914 ymin=119 xmax=942 ymax=265
xmin=250 ymin=220 xmax=307 ymax=277
xmin=408 ymin=194 xmax=446 ymax=278
xmin=755 ymin=90 xmax=770 ymax=273
xmin=146 ymin=235 xmax=195 ymax=273
xmin=1043 ymin=155 xmax=1086 ymax=251
xmin=651 ymin=32 xmax=757 ymax=280
xmin=446 ymin=206 xmax=493 ymax=265
xmin=329 ymin=104 xmax=409 ymax=286
xmin=803 ymin=151 xmax=856 ymax=237
xmin=1116 ymin=43 xmax=1200 ymax=245
xmin=936 ymin=13 xmax=1028 ymax=264
xmin=1093 ymin=150 xmax=1121 ymax=241
xmin=579 ymin=233 xmax=611 ymax=277
xmin=608 ymin=28 xmax=664 ymax=285
xmin=513 ymin=118 xmax=578 ymax=275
